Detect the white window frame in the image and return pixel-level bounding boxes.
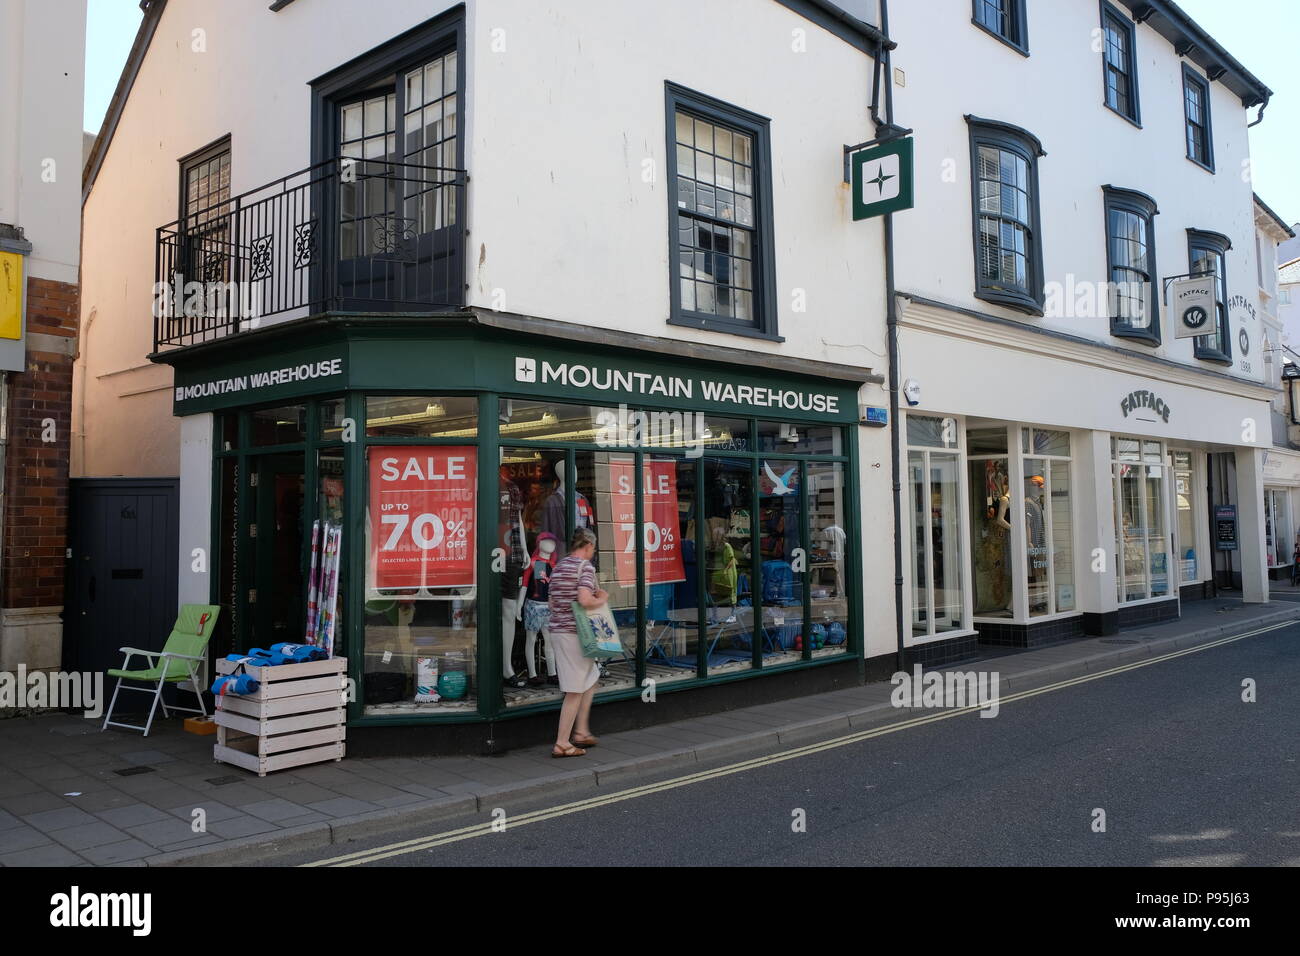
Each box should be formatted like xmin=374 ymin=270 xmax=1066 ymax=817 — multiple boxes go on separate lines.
xmin=903 ymin=414 xmax=974 ymax=644
xmin=1112 ymin=436 xmax=1174 ymax=604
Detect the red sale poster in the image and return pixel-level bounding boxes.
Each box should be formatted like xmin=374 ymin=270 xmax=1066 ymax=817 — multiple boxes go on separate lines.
xmin=609 ymin=457 xmax=686 ymax=586
xmin=369 ymin=447 xmax=477 ymax=590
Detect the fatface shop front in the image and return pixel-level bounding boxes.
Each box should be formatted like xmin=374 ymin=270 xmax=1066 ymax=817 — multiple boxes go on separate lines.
xmin=160 ymin=317 xmax=866 ymax=750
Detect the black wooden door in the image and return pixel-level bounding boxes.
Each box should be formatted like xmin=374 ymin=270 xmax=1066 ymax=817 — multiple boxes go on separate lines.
xmin=64 ymin=479 xmax=179 ymax=684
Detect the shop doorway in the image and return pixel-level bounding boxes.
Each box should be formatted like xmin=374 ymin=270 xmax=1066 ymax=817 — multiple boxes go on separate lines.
xmin=249 ymin=453 xmax=307 ymax=648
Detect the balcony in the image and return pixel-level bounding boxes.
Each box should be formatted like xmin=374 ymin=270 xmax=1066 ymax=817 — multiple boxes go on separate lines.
xmin=153 ymin=158 xmax=467 ymax=350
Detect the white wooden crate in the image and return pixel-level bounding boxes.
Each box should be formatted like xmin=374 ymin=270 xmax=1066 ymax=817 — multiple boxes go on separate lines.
xmin=213 ymin=656 xmax=347 ymax=777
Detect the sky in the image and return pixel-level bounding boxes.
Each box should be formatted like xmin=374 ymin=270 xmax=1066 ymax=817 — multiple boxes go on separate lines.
xmin=81 ymin=0 xmax=1298 ymax=227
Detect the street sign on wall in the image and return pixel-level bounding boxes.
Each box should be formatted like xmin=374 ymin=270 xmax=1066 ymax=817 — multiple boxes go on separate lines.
xmin=851 ymin=137 xmax=914 ymax=221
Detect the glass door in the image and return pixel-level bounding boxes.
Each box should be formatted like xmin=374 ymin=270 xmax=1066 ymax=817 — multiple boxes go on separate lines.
xmin=907 ymin=416 xmax=966 ymax=638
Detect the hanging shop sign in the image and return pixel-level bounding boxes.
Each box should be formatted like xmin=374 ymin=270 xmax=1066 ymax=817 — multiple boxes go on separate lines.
xmin=369 ymin=447 xmax=477 ymax=590
xmin=1167 ymin=276 xmax=1217 ymax=339
xmin=851 ymin=137 xmax=914 ymax=221
xmin=1214 ymin=504 xmax=1238 ymax=552
xmin=608 ymin=457 xmax=685 ymax=586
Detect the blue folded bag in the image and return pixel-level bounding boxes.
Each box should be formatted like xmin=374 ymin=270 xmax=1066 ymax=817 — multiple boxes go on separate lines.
xmin=211 ymin=672 xmax=260 ymax=696
xmin=268 ymin=642 xmax=327 ymax=664
xmin=224 ymin=653 xmax=268 ymax=668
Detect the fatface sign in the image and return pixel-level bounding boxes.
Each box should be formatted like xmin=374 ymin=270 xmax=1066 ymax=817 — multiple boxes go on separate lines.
xmin=1168 ymin=276 xmax=1217 ymax=340
xmin=1120 ymin=389 xmax=1171 ymax=424
xmin=851 ymin=137 xmax=914 ymax=221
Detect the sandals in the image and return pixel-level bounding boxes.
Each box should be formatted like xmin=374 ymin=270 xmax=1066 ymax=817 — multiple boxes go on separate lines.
xmin=551 ymin=743 xmax=587 ymax=758
xmin=570 ymin=733 xmax=598 ymax=748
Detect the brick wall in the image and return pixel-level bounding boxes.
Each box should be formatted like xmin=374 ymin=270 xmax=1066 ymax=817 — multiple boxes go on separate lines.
xmin=2 ymin=276 xmax=78 ymax=609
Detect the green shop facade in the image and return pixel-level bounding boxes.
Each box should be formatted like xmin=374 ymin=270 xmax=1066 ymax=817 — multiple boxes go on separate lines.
xmin=159 ymin=314 xmax=868 ymax=752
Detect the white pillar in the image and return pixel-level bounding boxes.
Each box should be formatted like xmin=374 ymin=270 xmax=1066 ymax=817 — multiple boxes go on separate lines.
xmin=1075 ymin=430 xmax=1118 ymax=632
xmin=1234 ymin=446 xmax=1269 ymax=604
xmin=177 ymin=413 xmax=214 ymax=608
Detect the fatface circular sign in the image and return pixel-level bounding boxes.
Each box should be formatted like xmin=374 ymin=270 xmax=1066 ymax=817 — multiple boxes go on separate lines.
xmin=1239 ymin=328 xmax=1250 ymax=355
xmin=1182 ymin=305 xmax=1209 ymax=331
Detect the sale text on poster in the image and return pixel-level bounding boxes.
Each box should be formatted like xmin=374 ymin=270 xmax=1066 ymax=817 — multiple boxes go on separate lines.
xmin=609 ymin=457 xmax=685 ymax=586
xmin=370 ymin=447 xmax=477 ymax=590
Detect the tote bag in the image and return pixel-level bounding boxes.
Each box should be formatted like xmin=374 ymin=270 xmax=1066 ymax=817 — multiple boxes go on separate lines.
xmin=572 ymin=602 xmax=623 ymax=659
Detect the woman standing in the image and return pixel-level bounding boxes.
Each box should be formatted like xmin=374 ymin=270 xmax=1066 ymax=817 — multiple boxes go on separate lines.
xmin=546 ymin=526 xmax=606 ymax=757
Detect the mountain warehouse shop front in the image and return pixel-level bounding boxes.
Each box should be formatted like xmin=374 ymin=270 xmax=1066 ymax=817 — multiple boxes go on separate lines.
xmin=157 ymin=315 xmax=870 ymax=752
xmin=897 ymin=299 xmax=1275 ymax=664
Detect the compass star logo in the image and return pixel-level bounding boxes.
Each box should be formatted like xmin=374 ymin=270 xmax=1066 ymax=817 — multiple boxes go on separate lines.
xmin=860 ymin=154 xmax=901 ymax=205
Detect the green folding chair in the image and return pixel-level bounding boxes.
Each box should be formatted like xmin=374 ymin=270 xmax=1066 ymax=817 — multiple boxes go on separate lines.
xmin=102 ymin=604 xmax=221 ymax=736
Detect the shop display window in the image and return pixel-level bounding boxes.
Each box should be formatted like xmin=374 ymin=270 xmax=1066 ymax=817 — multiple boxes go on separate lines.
xmin=1172 ymin=451 xmax=1199 ymax=584
xmin=366 ymin=395 xmax=478 ymax=438
xmin=1024 ymin=428 xmax=1073 ymax=617
xmin=216 ymin=390 xmax=856 ymax=724
xmin=1265 ymin=488 xmax=1291 ymax=568
xmin=250 ymin=404 xmax=307 ymax=446
xmin=968 ymin=427 xmax=1011 ymax=619
xmin=1113 ymin=435 xmax=1170 ymax=603
xmin=756 ymin=421 xmax=840 ymax=456
xmin=363 ymin=443 xmax=478 ymax=714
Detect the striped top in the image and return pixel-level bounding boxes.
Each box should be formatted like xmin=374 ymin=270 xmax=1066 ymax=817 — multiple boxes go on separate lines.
xmin=547 ymin=554 xmax=597 ymax=633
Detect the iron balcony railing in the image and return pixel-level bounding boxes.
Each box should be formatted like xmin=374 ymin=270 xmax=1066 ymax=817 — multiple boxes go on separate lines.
xmin=154 ymin=157 xmax=467 ymax=350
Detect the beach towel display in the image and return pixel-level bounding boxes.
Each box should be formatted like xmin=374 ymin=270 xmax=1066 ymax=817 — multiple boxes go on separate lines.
xmin=305 ymin=520 xmax=323 ymax=646
xmin=211 ymin=671 xmax=260 ymax=697
xmin=304 ymin=520 xmax=342 ymax=656
xmin=415 ymin=657 xmax=440 ymax=702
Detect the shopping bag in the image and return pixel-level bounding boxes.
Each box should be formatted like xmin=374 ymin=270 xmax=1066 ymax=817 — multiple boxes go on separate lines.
xmin=572 ymin=602 xmax=623 ymax=659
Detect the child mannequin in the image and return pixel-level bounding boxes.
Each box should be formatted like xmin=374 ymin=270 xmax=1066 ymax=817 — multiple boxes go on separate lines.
xmin=518 ymin=532 xmax=560 ymax=686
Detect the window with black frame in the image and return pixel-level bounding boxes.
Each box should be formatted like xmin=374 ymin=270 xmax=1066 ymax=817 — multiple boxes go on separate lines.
xmin=178 ymin=138 xmax=232 ymax=294
xmin=332 ymin=46 xmax=461 ymax=311
xmin=972 ymin=0 xmax=1027 ymax=53
xmin=667 ymin=83 xmax=775 ymax=338
xmin=1183 ymin=66 xmax=1214 ymax=171
xmin=1104 ymin=186 xmax=1159 ymax=344
xmin=1188 ymin=229 xmax=1232 ymax=363
xmin=1101 ymin=3 xmax=1140 ymax=124
xmin=968 ymin=117 xmax=1045 ymax=315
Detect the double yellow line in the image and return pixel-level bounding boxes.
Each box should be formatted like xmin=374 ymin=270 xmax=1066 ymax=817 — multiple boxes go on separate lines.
xmin=306 ymin=620 xmax=1292 ymax=866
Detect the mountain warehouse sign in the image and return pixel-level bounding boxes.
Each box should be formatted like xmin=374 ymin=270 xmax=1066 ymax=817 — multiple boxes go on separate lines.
xmin=175 ymin=358 xmax=344 ymax=404
xmin=515 ymin=357 xmax=842 ymax=414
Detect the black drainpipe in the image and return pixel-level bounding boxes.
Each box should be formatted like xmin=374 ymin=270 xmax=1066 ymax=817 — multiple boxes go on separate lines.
xmin=874 ymin=0 xmax=906 ymax=674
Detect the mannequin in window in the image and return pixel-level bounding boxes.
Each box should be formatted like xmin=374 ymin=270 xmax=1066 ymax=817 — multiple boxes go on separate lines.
xmin=974 ymin=462 xmax=1012 ymax=615
xmin=517 ymin=532 xmax=560 ymax=687
xmin=540 ymin=459 xmax=594 ymax=561
xmin=499 ymin=461 xmax=528 ymax=683
xmin=1024 ymin=473 xmax=1047 ymax=612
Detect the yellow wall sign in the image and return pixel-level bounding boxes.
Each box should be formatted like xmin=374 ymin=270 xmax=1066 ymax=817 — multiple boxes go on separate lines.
xmin=0 ymin=251 xmax=23 ymax=340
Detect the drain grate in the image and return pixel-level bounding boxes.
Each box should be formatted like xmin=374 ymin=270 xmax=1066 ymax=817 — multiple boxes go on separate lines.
xmin=113 ymin=766 xmax=157 ymax=776
xmin=1100 ymin=638 xmax=1139 ymax=645
xmin=205 ymin=775 xmax=243 ymax=786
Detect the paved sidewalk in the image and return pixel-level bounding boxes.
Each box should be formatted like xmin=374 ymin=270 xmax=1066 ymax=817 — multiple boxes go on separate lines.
xmin=1 ymin=597 xmax=1296 ymax=867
